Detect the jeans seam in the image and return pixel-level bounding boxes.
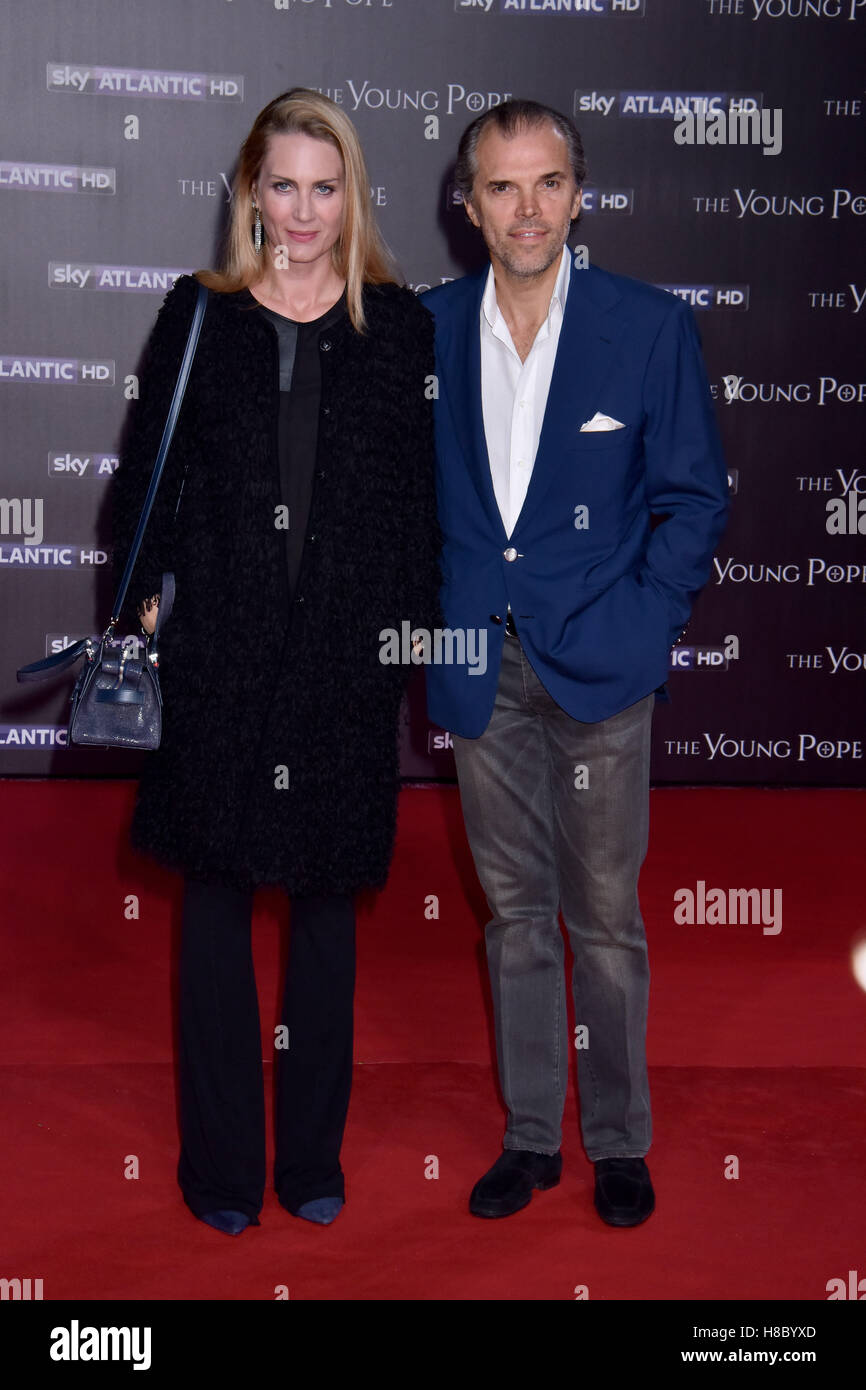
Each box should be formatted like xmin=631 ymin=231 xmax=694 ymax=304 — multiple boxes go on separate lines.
xmin=503 ymin=1142 xmax=560 ymax=1157
xmin=530 ymin=656 xmax=564 ymax=1141
xmin=591 ymin=1152 xmax=648 ymax=1162
xmin=540 ymin=720 xmax=565 ymax=1122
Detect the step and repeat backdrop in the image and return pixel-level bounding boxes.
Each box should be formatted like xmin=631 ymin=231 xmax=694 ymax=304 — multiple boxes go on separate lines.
xmin=1 ymin=0 xmax=863 ymax=785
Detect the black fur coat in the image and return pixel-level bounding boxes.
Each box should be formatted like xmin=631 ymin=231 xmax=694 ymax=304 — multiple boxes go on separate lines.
xmin=111 ymin=273 xmax=442 ymax=894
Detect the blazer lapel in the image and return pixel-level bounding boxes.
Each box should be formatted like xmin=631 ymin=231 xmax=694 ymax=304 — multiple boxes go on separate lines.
xmin=438 ymin=256 xmax=628 ymax=544
xmin=510 ymin=258 xmax=627 ymax=540
xmin=439 ymin=267 xmax=508 ymax=544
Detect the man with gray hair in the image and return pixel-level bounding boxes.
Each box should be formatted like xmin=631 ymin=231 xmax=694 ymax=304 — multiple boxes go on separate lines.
xmin=422 ymin=100 xmax=728 ymax=1226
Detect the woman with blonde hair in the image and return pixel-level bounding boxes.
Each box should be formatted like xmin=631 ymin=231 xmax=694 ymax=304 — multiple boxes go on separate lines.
xmin=112 ymin=89 xmax=441 ymax=1233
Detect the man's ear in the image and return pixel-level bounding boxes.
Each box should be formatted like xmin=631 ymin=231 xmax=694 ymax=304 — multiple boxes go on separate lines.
xmin=571 ymin=188 xmax=582 ymax=221
xmin=463 ymin=195 xmax=481 ymax=229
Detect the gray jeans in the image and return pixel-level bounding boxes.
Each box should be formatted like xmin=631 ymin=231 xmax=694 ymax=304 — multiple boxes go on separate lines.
xmin=452 ymin=633 xmax=654 ymax=1161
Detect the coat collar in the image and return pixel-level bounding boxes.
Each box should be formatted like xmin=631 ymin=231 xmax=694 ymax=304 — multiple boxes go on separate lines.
xmin=220 ymin=280 xmax=394 ymax=326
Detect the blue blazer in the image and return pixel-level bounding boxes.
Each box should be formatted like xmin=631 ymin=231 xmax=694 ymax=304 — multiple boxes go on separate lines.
xmin=420 ymin=257 xmax=730 ymax=736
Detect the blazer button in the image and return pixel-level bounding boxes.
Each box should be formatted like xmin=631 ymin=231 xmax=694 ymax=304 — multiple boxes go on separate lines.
xmin=503 ymin=547 xmax=518 ymax=562
xmin=490 ymin=614 xmax=503 ymax=625
xmin=322 ymin=406 xmax=330 ymax=415
xmin=320 ymin=340 xmax=331 ymax=351
xmin=307 ymin=533 xmax=317 ymax=543
xmin=317 ymin=470 xmax=326 ymax=480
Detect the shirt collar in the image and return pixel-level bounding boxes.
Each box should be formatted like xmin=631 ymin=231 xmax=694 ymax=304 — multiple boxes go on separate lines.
xmin=481 ymin=243 xmax=571 ymax=332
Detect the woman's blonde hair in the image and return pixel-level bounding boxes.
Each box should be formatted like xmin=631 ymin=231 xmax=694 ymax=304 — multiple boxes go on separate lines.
xmin=196 ymin=88 xmax=398 ymax=332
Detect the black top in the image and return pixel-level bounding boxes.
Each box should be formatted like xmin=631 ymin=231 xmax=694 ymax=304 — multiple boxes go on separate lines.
xmin=250 ymin=288 xmax=349 ymax=599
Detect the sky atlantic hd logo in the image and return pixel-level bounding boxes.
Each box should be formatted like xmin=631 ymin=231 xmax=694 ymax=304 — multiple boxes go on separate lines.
xmin=428 ymin=728 xmax=455 ymax=753
xmin=49 ymin=451 xmax=118 ymax=480
xmin=445 ymin=181 xmax=632 ymax=213
xmin=575 ymin=91 xmax=762 ymax=118
xmin=457 ymin=0 xmax=645 ymax=13
xmin=0 ymin=162 xmax=114 ymax=193
xmin=0 ymin=545 xmax=108 ymax=568
xmin=0 ymin=357 xmax=114 ymax=385
xmin=670 ymin=638 xmax=739 ymax=670
xmin=657 ymin=285 xmax=749 ymax=309
xmin=0 ymin=727 xmax=68 ymax=747
xmin=47 ymin=64 xmax=242 ymax=100
xmin=50 ymin=263 xmax=192 ymax=293
xmin=579 ymin=186 xmax=633 ymax=214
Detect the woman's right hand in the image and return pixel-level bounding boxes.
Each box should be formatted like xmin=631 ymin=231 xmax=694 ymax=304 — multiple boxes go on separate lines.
xmin=137 ymin=595 xmax=160 ymax=636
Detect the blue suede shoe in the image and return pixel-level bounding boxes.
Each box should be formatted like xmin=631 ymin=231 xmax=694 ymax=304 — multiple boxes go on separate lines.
xmin=198 ymin=1209 xmax=250 ymax=1236
xmin=295 ymin=1197 xmax=343 ymax=1225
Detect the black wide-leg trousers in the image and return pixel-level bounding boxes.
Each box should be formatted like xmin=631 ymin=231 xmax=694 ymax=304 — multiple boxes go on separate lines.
xmin=176 ymin=877 xmax=356 ymax=1222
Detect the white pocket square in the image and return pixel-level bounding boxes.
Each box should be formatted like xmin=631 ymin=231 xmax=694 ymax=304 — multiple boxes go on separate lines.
xmin=580 ymin=411 xmax=626 ymax=432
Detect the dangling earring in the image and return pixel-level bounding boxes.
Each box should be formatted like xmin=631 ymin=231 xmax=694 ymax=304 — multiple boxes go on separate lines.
xmin=253 ymin=203 xmax=263 ymax=253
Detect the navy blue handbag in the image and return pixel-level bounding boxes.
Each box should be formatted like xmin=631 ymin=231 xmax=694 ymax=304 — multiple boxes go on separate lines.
xmin=16 ymin=281 xmax=208 ymax=749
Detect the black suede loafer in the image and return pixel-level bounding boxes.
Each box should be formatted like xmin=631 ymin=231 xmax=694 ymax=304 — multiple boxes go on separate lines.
xmin=469 ymin=1148 xmax=562 ymax=1218
xmin=593 ymin=1156 xmax=655 ymax=1227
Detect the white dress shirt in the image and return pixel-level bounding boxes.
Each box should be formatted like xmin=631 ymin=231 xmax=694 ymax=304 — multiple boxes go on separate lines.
xmin=480 ymin=244 xmax=571 ymax=538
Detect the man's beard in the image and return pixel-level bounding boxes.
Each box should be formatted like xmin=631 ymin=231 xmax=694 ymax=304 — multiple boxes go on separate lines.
xmin=488 ymin=217 xmax=572 ymax=279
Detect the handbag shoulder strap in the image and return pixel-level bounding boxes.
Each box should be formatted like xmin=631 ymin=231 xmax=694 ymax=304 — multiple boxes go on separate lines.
xmin=109 ymin=279 xmax=209 ymax=627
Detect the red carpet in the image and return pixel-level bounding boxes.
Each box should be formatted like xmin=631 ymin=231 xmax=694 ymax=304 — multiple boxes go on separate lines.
xmin=1 ymin=782 xmax=864 ymax=1300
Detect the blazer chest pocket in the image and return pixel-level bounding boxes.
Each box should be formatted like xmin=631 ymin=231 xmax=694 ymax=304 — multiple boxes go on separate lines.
xmin=573 ymin=423 xmax=635 ymax=451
